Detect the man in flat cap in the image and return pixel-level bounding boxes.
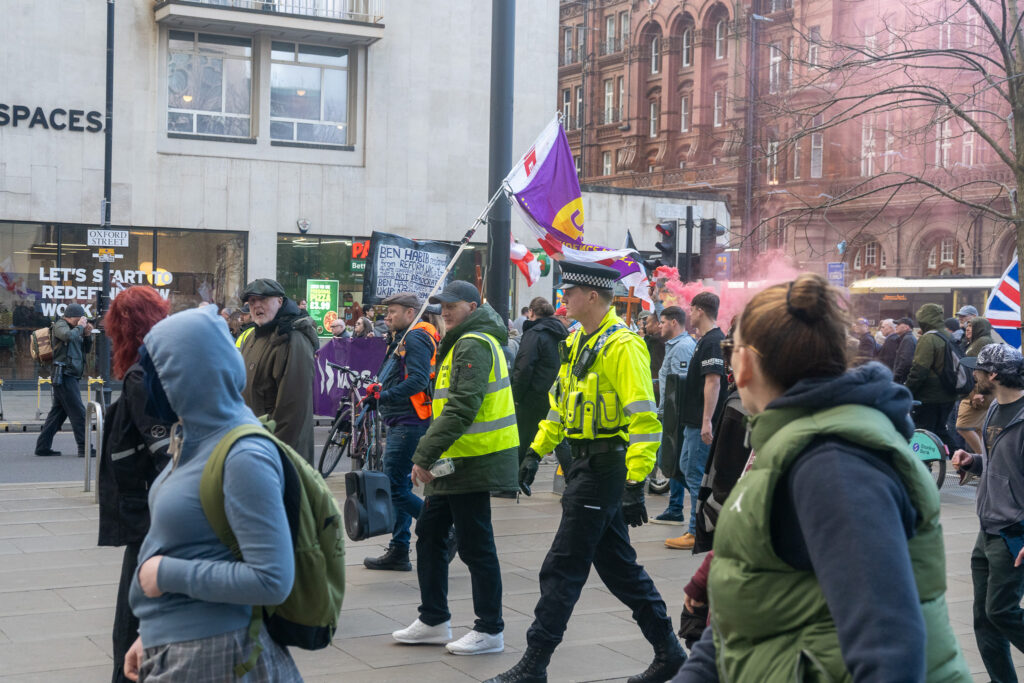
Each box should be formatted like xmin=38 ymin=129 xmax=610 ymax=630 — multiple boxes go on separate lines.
xmin=36 ymin=303 xmax=93 ymax=457
xmin=488 ymin=262 xmax=684 ymax=683
xmin=363 ymin=292 xmax=440 ymax=572
xmin=239 ymin=278 xmax=318 ymax=463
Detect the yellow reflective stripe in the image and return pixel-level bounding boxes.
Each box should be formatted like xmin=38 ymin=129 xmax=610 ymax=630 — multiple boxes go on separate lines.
xmin=624 ymin=400 xmax=657 ymax=416
xmin=464 ymin=414 xmax=518 ymax=435
xmin=629 ymin=432 xmax=661 ymax=444
xmin=433 ymin=375 xmax=510 ymax=400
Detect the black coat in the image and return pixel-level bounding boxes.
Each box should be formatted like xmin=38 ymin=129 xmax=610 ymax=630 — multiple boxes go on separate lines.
xmin=512 ymin=316 xmax=568 ymax=404
xmin=97 ymin=364 xmax=174 ymax=547
xmin=893 ymin=331 xmax=917 ymax=384
xmin=876 ymin=333 xmax=900 ymax=370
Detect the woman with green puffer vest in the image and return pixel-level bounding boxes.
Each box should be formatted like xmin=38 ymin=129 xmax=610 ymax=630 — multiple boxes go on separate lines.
xmin=673 ymin=274 xmax=969 ymax=683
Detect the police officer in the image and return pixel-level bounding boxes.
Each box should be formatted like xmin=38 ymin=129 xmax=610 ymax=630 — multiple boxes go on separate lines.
xmin=486 ymin=263 xmax=685 ymax=683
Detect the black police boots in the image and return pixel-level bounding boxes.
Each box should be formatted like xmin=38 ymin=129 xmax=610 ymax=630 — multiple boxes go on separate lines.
xmin=363 ymin=544 xmax=412 ymax=571
xmin=483 ymin=645 xmax=553 ymax=683
xmin=627 ymin=632 xmax=687 ymax=683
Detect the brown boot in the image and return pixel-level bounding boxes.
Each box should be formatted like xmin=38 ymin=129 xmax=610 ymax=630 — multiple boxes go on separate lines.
xmin=664 ymin=532 xmax=695 ymax=550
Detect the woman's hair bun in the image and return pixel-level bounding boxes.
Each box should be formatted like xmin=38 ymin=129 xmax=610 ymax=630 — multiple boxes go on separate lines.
xmin=786 ymin=273 xmax=831 ymax=324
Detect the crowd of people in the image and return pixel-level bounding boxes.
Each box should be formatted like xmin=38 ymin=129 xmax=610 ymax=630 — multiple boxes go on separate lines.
xmin=36 ymin=265 xmax=1024 ymax=682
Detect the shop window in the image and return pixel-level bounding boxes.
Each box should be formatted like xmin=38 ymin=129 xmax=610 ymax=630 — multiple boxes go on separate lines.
xmin=153 ymin=228 xmax=246 ymax=310
xmin=167 ymin=31 xmax=252 ymax=138
xmin=270 ymin=42 xmax=350 ymax=146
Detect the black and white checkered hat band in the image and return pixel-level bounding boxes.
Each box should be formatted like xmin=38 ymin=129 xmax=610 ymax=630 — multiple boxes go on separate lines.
xmin=564 ymin=272 xmax=616 ymax=289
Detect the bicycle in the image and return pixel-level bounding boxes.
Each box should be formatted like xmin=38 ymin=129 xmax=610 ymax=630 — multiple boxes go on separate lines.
xmin=318 ymin=362 xmax=384 ymax=477
xmin=909 ymin=428 xmax=947 ymax=490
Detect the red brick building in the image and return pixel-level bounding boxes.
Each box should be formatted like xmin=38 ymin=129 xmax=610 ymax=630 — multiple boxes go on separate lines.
xmin=558 ymin=0 xmax=1014 ymax=291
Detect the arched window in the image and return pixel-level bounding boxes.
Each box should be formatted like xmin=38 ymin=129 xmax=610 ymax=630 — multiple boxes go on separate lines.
xmin=682 ymin=29 xmax=693 ymax=66
xmin=715 ymin=20 xmax=728 ymax=59
xmin=940 ymin=237 xmax=954 ymax=263
xmin=651 ymin=36 xmax=661 ymax=73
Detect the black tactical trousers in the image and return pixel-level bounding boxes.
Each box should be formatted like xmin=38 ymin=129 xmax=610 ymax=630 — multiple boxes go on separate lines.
xmin=526 ymin=445 xmax=673 ymax=650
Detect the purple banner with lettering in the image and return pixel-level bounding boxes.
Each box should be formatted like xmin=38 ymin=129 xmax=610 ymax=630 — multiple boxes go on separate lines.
xmin=313 ymin=337 xmax=388 ymax=416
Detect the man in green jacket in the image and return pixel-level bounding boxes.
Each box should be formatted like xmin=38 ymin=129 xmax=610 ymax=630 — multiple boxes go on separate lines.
xmin=907 ymin=303 xmax=958 ymax=447
xmin=36 ymin=304 xmax=93 ymax=457
xmin=392 ymin=280 xmax=518 ymax=656
xmin=239 ymin=278 xmax=319 ymax=463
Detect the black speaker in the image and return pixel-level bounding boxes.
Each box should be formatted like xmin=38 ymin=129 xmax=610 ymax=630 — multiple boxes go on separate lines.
xmin=343 ymin=470 xmax=395 ymax=542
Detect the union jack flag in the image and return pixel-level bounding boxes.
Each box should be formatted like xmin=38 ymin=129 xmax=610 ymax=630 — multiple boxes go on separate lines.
xmin=985 ymin=256 xmax=1022 ymax=349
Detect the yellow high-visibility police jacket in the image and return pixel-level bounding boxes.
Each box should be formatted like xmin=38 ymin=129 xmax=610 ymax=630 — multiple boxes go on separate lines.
xmin=530 ymin=306 xmax=661 ymax=482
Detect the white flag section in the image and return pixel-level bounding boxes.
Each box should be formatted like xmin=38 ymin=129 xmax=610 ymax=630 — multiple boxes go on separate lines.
xmin=510 ymin=238 xmax=541 ymax=286
xmin=560 ymin=244 xmax=653 ymax=310
xmin=504 ymin=116 xmax=561 ymax=194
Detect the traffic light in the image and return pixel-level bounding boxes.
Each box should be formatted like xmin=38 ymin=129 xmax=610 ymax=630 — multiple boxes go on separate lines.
xmin=653 ymin=220 xmax=677 ymax=270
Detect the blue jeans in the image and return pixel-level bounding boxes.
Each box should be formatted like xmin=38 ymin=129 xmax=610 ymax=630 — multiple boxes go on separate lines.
xmin=680 ymin=426 xmax=711 ymax=534
xmin=667 ymin=479 xmax=686 ymax=516
xmin=384 ymin=423 xmax=428 ymax=549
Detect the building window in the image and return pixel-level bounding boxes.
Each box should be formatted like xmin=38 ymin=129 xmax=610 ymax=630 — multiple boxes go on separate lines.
xmin=865 ymin=241 xmax=877 ymax=265
xmin=682 ymin=28 xmax=693 ymax=67
xmin=962 ymin=129 xmax=975 ymax=167
xmin=562 ymin=89 xmax=571 ymax=123
xmin=270 ymin=42 xmax=350 ymax=145
xmin=928 ymin=247 xmax=937 ymax=269
xmin=938 ymin=11 xmax=953 ymax=49
xmin=808 ymin=26 xmax=821 ymax=67
xmin=577 ymin=26 xmax=588 ymax=56
xmin=575 ymin=86 xmax=584 ymax=129
xmin=651 ymin=36 xmax=661 ymax=74
xmin=649 ymin=99 xmax=659 ymax=138
xmin=680 ymin=94 xmax=690 ymax=132
xmin=621 ymin=12 xmax=630 ymax=46
xmin=787 ymin=38 xmax=795 ymax=88
xmin=774 ymin=218 xmax=787 ymax=249
xmin=713 ymin=89 xmax=724 ymax=127
xmin=770 ymin=0 xmax=793 ymax=11
xmin=602 ymin=151 xmax=612 ymax=175
xmin=881 ymin=248 xmax=887 ymax=268
xmin=564 ymin=29 xmax=573 ymax=63
xmin=167 ymin=31 xmax=252 ymax=138
xmin=883 ymin=113 xmax=896 ymax=171
xmin=766 ymin=140 xmax=779 ymax=185
xmin=648 ymin=164 xmax=656 ymax=173
xmin=861 ymin=117 xmax=876 ymax=177
xmin=606 ymin=15 xmax=616 ymax=53
xmin=810 ymin=114 xmax=823 ymax=178
xmin=715 ymin=20 xmax=728 ymax=59
xmin=574 ymin=155 xmax=582 ymax=176
xmin=617 ymin=77 xmax=625 ymax=119
xmin=853 ymin=250 xmax=862 ymax=269
xmin=768 ymin=43 xmax=782 ymax=94
xmin=958 ymin=245 xmax=967 ymax=268
xmin=935 ymin=120 xmax=952 ymax=168
xmin=940 ymin=237 xmax=954 ymax=263
xmin=793 ymin=138 xmax=802 ymax=179
xmin=966 ymin=14 xmax=979 ymax=47
xmin=604 ymin=79 xmax=614 ymax=123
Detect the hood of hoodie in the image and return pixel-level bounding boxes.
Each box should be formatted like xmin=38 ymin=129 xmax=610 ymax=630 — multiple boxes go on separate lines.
xmin=257 ymin=297 xmax=319 ymax=351
xmin=526 ymin=315 xmax=570 ymax=341
xmin=970 ymin=317 xmax=993 ymax=340
xmin=765 ymin=361 xmax=915 ymax=440
xmin=143 ymin=304 xmax=258 ymax=439
xmin=916 ymin=303 xmax=946 ymax=334
xmin=439 ymin=303 xmax=508 ymax=359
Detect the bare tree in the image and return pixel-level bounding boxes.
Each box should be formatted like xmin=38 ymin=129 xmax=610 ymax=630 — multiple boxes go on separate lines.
xmin=747 ymin=0 xmax=1020 ymax=317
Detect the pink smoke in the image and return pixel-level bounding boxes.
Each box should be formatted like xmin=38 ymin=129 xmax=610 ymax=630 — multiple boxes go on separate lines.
xmin=653 ymin=250 xmax=803 ymax=331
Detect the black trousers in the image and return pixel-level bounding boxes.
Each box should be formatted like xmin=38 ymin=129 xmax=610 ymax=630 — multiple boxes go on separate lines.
xmin=112 ymin=541 xmax=141 ymax=683
xmin=526 ymin=450 xmax=673 ymax=650
xmin=972 ymin=531 xmax=1024 ymax=683
xmin=36 ymin=375 xmax=85 ymax=454
xmin=415 ymin=491 xmax=504 ymax=634
xmin=912 ymin=401 xmax=954 ymax=448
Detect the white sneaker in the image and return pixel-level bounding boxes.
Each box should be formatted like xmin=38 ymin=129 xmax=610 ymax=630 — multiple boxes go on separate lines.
xmin=445 ymin=630 xmax=504 ymax=655
xmin=392 ymin=618 xmax=452 ymax=645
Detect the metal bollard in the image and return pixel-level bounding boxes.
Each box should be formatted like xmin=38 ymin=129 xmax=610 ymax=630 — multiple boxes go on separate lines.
xmin=83 ymin=401 xmax=103 ymax=499
xmin=36 ymin=377 xmax=52 ymax=420
xmin=86 ymin=377 xmax=105 ymax=406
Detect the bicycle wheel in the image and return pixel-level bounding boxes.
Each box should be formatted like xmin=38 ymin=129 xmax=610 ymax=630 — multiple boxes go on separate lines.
xmin=318 ymin=416 xmax=352 ymax=478
xmin=909 ymin=429 xmax=947 ymax=490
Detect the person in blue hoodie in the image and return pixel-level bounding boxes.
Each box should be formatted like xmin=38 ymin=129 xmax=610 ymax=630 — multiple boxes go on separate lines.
xmin=123 ymin=304 xmax=299 ymax=682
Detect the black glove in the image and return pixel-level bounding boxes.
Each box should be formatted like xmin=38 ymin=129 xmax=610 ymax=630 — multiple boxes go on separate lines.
xmin=621 ymin=480 xmax=648 ymax=527
xmin=519 ymin=450 xmax=541 ymax=496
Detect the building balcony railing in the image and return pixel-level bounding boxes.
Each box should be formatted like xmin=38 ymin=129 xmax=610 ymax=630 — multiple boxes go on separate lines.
xmin=154 ymin=0 xmax=385 ymax=44
xmin=599 ymin=38 xmax=623 ymax=56
xmin=599 ymin=108 xmax=621 ymax=125
xmin=559 ymin=48 xmax=583 ymax=66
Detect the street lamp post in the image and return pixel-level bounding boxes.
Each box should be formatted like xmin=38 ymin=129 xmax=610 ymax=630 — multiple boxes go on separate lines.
xmin=97 ymin=0 xmax=115 ymax=407
xmin=485 ymin=0 xmax=515 ymax=322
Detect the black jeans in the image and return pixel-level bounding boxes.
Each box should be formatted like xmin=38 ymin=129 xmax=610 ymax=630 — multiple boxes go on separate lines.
xmin=526 ymin=450 xmax=673 ymax=650
xmin=912 ymin=401 xmax=954 ymax=448
xmin=415 ymin=491 xmax=503 ymax=634
xmin=36 ymin=374 xmax=85 ymax=454
xmin=972 ymin=531 xmax=1024 ymax=683
xmin=112 ymin=541 xmax=141 ymax=683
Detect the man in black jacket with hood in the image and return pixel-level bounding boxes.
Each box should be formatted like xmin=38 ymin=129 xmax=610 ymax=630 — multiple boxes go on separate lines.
xmin=512 ymin=297 xmax=568 ymax=467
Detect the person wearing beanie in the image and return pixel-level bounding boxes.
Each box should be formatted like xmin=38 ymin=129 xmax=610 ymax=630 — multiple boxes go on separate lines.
xmin=35 ymin=303 xmax=93 ymax=457
xmin=906 ymin=303 xmax=958 ymax=447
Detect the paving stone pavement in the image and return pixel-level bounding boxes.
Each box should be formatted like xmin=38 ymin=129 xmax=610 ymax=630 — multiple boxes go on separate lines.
xmin=0 ymin=466 xmax=1022 ymax=682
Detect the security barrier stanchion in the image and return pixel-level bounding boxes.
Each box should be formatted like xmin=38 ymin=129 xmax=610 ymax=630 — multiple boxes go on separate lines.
xmin=0 ymin=377 xmax=5 ymax=420
xmin=87 ymin=377 xmax=105 ymax=406
xmin=84 ymin=401 xmax=103 ymax=499
xmin=36 ymin=377 xmax=52 ymax=420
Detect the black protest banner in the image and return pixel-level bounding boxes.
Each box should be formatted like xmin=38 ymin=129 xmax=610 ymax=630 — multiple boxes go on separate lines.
xmin=361 ymin=231 xmax=458 ymax=306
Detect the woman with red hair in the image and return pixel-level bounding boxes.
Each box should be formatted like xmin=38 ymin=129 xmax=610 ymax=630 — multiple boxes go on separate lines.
xmin=97 ymin=286 xmax=175 ymax=683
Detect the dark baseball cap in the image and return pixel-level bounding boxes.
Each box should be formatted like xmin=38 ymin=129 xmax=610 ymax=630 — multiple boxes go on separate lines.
xmin=64 ymin=303 xmax=86 ymax=317
xmin=241 ymin=278 xmax=286 ymax=302
xmin=896 ymin=317 xmax=915 ymax=327
xmin=429 ymin=281 xmax=481 ymax=305
xmin=382 ymin=292 xmax=421 ymax=309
